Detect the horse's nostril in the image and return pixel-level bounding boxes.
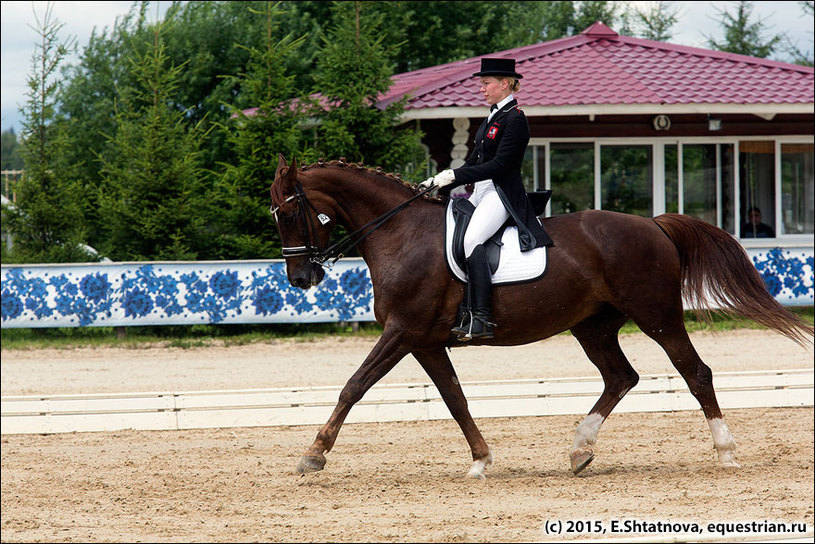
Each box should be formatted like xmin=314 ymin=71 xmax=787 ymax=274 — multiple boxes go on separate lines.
xmin=292 ymin=276 xmax=309 ymax=289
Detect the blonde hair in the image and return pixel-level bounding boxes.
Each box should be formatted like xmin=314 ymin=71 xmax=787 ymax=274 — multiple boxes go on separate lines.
xmin=501 ymin=77 xmax=521 ymax=93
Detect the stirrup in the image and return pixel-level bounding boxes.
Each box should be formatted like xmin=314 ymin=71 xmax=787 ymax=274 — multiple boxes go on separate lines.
xmin=458 ymin=312 xmax=495 ymax=341
xmin=451 ymin=310 xmax=472 ymax=337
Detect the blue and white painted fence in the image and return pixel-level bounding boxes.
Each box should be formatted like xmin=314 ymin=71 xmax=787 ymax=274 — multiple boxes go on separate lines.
xmin=1 ymin=247 xmax=812 ymax=329
xmin=1 ymin=259 xmax=374 ymax=328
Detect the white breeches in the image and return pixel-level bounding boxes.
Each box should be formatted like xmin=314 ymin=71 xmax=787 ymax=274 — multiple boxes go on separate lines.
xmin=464 ymin=180 xmax=510 ymax=258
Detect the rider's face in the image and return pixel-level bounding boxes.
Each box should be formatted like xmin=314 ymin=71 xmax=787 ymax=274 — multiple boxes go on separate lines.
xmin=479 ymin=77 xmax=509 ymax=106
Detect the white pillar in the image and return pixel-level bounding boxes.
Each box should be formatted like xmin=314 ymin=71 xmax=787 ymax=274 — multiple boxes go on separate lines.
xmin=450 ymin=117 xmax=470 ymax=169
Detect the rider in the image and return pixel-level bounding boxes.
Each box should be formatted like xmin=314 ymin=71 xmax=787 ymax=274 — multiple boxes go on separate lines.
xmin=421 ymin=57 xmax=552 ymax=340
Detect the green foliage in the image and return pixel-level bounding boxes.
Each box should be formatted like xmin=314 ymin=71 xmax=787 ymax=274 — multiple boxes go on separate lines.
xmin=18 ymin=0 xmax=806 ymax=265
xmin=59 ymin=3 xmax=172 ymax=250
xmin=311 ymin=1 xmax=424 ymax=177
xmin=626 ymin=1 xmax=681 ymax=41
xmin=784 ymin=1 xmax=814 ymax=66
xmin=215 ymin=1 xmax=311 ymax=259
xmin=573 ymin=0 xmax=619 ymax=33
xmin=705 ymin=0 xmax=784 ymax=58
xmin=1 ymin=129 xmax=24 ymax=171
xmin=3 ymin=308 xmax=810 ymax=350
xmin=0 ymin=322 xmax=385 ymax=350
xmin=95 ymin=18 xmax=213 ymax=261
xmin=4 ymin=4 xmax=92 ymax=264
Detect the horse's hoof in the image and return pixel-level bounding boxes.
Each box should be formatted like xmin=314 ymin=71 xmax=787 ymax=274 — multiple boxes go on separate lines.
xmin=297 ymin=454 xmax=326 ymax=474
xmin=717 ymin=450 xmax=740 ymax=468
xmin=570 ymin=448 xmax=595 ymax=475
xmin=467 ymin=450 xmax=493 ymax=479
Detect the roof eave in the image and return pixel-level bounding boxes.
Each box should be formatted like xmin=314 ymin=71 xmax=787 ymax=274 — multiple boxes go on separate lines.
xmin=399 ymin=103 xmax=815 ymax=121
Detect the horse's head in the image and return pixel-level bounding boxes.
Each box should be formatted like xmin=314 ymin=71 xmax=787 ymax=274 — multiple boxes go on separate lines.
xmin=270 ymin=154 xmax=336 ymax=289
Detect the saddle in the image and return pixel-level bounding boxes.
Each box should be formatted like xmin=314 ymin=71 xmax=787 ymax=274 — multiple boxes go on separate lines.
xmin=446 ymin=191 xmax=551 ymax=285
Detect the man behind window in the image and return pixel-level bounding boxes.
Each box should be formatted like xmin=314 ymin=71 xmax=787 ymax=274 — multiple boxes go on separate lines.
xmin=741 ymin=207 xmax=775 ymax=238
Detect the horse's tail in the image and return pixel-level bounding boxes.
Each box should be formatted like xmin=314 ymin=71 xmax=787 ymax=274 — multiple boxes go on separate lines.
xmin=652 ymin=213 xmax=813 ymax=346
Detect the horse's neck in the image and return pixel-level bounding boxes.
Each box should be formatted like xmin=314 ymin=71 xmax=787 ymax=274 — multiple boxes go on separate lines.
xmin=305 ymin=168 xmax=436 ymax=260
xmin=307 ymin=168 xmax=416 ymax=230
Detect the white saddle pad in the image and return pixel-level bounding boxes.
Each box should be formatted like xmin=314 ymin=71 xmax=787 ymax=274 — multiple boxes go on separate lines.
xmin=444 ymin=200 xmax=547 ymax=285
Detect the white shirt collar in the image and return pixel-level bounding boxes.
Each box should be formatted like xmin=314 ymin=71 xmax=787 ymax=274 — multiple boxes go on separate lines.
xmin=488 ymin=94 xmax=515 ymax=121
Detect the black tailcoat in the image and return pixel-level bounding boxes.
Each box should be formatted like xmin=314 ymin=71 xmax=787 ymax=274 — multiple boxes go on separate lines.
xmin=451 ymin=99 xmax=553 ymax=250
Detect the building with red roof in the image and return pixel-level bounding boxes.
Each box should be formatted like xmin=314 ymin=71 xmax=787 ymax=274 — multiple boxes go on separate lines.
xmin=383 ymin=22 xmax=813 ymax=246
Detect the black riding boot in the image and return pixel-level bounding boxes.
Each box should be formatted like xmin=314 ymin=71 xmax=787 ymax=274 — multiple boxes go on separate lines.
xmin=451 ymin=244 xmax=494 ymax=340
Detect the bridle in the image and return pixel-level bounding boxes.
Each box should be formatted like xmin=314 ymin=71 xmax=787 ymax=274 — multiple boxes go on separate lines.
xmin=270 ymin=180 xmax=436 ymax=267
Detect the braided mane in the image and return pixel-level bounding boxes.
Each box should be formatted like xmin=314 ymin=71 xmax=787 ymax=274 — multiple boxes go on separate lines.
xmin=299 ymin=157 xmax=441 ymax=202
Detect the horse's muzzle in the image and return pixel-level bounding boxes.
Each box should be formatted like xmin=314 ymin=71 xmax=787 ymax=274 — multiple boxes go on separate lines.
xmin=290 ymin=264 xmax=325 ymax=289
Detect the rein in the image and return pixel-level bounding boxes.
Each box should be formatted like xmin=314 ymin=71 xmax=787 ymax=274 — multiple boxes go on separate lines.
xmin=271 ymin=181 xmax=437 ymax=267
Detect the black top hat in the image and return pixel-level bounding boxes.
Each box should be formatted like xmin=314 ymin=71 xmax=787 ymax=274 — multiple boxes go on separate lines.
xmin=473 ymin=58 xmax=523 ymax=79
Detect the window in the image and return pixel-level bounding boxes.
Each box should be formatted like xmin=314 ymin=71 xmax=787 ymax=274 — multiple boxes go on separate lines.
xmin=525 ymin=138 xmax=810 ymax=241
xmin=740 ymin=141 xmax=776 ymax=238
xmin=521 ymin=147 xmax=536 ymax=192
xmin=720 ymin=144 xmax=735 ymax=234
xmin=550 ymin=143 xmax=594 ymax=215
xmin=683 ymin=144 xmax=717 ymax=225
xmin=780 ymin=143 xmax=814 ymax=235
xmin=665 ymin=144 xmax=678 ymax=213
xmin=601 ymin=145 xmax=652 ymax=217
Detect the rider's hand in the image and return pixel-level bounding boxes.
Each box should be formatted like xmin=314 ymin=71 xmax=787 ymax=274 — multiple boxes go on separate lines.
xmin=419 ymin=176 xmax=436 ymax=189
xmin=433 ymin=169 xmax=456 ymax=188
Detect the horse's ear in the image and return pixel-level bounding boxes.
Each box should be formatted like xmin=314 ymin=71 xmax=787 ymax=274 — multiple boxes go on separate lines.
xmin=275 ymin=153 xmax=297 ymax=190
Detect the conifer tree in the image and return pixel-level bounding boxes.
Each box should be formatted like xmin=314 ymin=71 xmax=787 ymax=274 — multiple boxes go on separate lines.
xmin=3 ymin=4 xmax=90 ymax=263
xmin=96 ymin=19 xmax=211 ymax=261
xmin=630 ymin=1 xmax=681 ymax=41
xmin=311 ymin=1 xmax=424 ymax=177
xmin=215 ymin=1 xmax=309 ymax=259
xmin=706 ymin=0 xmax=783 ymax=58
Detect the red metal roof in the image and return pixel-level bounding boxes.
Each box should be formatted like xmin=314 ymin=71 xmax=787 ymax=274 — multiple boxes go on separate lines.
xmin=381 ymin=22 xmax=814 ymax=111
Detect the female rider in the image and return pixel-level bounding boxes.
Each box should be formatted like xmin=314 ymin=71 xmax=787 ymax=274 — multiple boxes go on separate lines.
xmin=421 ymin=57 xmax=552 ymax=340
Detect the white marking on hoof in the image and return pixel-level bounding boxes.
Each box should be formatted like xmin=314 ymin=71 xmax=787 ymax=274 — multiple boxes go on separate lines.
xmin=571 ymin=413 xmax=604 ymax=452
xmin=570 ymin=447 xmax=595 ymax=475
xmin=708 ymin=418 xmax=739 ymax=468
xmin=467 ymin=450 xmax=493 ymax=479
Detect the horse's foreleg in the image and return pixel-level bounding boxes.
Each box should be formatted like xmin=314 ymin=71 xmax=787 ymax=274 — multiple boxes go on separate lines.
xmin=297 ymin=330 xmax=409 ymax=474
xmin=569 ymin=313 xmax=639 ymax=475
xmin=413 ymin=348 xmax=493 ymax=479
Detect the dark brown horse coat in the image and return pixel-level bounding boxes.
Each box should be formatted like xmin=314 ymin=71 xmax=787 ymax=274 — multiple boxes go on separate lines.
xmin=269 ymin=156 xmax=812 ymax=477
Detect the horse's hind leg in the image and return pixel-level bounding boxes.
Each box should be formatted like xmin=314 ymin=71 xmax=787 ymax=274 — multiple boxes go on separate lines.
xmin=413 ymin=348 xmax=493 ymax=479
xmin=641 ymin=322 xmax=739 ymax=468
xmin=569 ymin=308 xmax=640 ymax=475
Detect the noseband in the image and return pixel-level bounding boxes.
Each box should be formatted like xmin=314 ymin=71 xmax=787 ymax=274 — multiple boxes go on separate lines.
xmin=270 ymin=180 xmax=436 ymax=267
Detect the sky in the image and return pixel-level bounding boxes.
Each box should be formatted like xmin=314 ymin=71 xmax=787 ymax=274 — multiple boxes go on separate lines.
xmin=1 ymin=0 xmax=813 ymax=135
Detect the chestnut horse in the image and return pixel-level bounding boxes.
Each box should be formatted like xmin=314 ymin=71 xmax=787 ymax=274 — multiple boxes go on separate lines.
xmin=269 ymin=155 xmax=812 ymax=478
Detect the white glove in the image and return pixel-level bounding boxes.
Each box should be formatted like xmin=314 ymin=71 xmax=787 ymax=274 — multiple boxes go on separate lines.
xmin=419 ymin=176 xmax=436 ymax=189
xmin=433 ymin=169 xmax=456 ymax=188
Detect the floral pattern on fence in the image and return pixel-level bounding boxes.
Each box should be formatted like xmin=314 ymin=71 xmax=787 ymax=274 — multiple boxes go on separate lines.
xmin=2 ymin=248 xmax=811 ymax=328
xmin=752 ymin=248 xmax=814 ymax=300
xmin=2 ymin=260 xmax=373 ymax=328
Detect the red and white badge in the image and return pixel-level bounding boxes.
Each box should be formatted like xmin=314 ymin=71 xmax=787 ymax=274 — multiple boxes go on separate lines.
xmin=487 ymin=124 xmax=499 ymax=139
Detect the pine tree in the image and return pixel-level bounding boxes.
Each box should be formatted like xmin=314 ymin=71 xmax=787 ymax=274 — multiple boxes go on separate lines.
xmin=311 ymin=1 xmax=424 ymax=177
xmin=785 ymin=0 xmax=814 ymax=66
xmin=3 ymin=4 xmax=91 ymax=263
xmin=215 ymin=1 xmax=309 ymax=259
xmin=706 ymin=0 xmax=784 ymax=58
xmin=96 ymin=19 xmax=212 ymax=261
xmin=631 ymin=1 xmax=681 ymax=41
